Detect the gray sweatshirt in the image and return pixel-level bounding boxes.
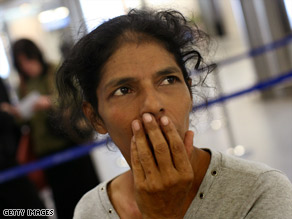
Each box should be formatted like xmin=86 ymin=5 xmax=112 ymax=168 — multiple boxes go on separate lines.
xmin=74 ymin=149 xmax=292 ymax=219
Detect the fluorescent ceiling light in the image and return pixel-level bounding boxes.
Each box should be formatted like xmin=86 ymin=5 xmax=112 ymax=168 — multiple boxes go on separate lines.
xmin=38 ymin=6 xmax=69 ymax=24
xmin=284 ymin=0 xmax=292 ymax=28
xmin=0 ymin=38 xmax=10 ymax=79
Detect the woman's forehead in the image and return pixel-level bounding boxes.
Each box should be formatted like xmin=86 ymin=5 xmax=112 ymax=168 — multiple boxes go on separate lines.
xmin=101 ymin=41 xmax=179 ymax=80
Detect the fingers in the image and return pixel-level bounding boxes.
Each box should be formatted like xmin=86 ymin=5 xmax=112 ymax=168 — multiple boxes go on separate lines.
xmin=131 ymin=136 xmax=145 ymax=183
xmin=131 ymin=119 xmax=159 ymax=180
xmin=159 ymin=116 xmax=192 ymax=172
xmin=140 ymin=113 xmax=173 ymax=171
xmin=184 ymin=130 xmax=194 ymax=159
xmin=132 ymin=113 xmax=192 ymax=174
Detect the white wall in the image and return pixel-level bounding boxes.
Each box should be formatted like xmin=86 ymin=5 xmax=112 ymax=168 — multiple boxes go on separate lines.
xmin=7 ymin=16 xmax=62 ymax=64
xmin=145 ymin=0 xmax=201 ymax=16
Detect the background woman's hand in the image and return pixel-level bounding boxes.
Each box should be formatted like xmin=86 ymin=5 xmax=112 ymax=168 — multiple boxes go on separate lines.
xmin=0 ymin=102 xmax=20 ymax=118
xmin=131 ymin=113 xmax=194 ymax=219
xmin=33 ymin=95 xmax=52 ymax=111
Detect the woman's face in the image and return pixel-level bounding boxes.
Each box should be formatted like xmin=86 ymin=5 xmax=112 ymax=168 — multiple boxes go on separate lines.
xmin=18 ymin=54 xmax=42 ymax=78
xmin=94 ymin=41 xmax=192 ymax=164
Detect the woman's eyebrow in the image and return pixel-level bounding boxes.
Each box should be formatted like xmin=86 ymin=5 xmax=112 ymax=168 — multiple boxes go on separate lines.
xmin=155 ymin=66 xmax=182 ymax=77
xmin=104 ymin=77 xmax=137 ymax=90
xmin=104 ymin=66 xmax=181 ymax=90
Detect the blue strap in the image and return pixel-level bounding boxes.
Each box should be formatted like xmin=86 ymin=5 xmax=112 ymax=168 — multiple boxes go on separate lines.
xmin=1 ymin=34 xmax=292 ymax=184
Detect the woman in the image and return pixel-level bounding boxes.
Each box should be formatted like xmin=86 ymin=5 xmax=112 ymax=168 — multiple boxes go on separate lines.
xmin=0 ymin=78 xmax=46 ymax=213
xmin=12 ymin=39 xmax=99 ymax=219
xmin=56 ymin=9 xmax=292 ymax=218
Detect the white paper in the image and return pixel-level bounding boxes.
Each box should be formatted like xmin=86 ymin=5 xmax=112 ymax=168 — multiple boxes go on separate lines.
xmin=17 ymin=91 xmax=40 ymax=119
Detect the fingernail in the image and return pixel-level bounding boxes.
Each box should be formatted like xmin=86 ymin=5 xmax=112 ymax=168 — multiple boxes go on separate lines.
xmin=143 ymin=113 xmax=152 ymax=123
xmin=132 ymin=120 xmax=140 ymax=131
xmin=161 ymin=116 xmax=169 ymax=126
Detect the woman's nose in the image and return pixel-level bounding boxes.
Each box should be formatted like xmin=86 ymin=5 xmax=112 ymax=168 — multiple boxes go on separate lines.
xmin=139 ymin=89 xmax=164 ymax=117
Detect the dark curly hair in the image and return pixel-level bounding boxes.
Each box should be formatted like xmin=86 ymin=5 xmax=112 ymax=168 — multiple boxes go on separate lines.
xmin=56 ymin=9 xmax=214 ymax=139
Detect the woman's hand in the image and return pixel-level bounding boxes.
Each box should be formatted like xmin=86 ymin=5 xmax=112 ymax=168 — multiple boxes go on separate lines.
xmin=131 ymin=113 xmax=194 ymax=219
xmin=0 ymin=102 xmax=21 ymax=118
xmin=33 ymin=95 xmax=52 ymax=111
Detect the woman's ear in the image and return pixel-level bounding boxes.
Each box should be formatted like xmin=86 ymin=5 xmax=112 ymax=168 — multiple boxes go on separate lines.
xmin=82 ymin=102 xmax=107 ymax=134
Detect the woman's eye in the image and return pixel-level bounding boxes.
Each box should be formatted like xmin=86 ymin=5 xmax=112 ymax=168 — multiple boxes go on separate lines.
xmin=113 ymin=87 xmax=132 ymax=96
xmin=161 ymin=76 xmax=178 ymax=85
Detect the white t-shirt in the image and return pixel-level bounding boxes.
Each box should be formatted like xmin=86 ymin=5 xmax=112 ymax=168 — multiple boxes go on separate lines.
xmin=74 ymin=149 xmax=292 ymax=218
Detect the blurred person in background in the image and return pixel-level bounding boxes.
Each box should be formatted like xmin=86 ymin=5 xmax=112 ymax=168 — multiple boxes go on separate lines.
xmin=0 ymin=77 xmax=46 ymax=215
xmin=11 ymin=38 xmax=99 ymax=219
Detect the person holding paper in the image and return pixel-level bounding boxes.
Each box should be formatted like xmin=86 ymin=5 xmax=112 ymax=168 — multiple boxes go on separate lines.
xmin=0 ymin=77 xmax=46 ymax=212
xmin=11 ymin=39 xmax=99 ymax=219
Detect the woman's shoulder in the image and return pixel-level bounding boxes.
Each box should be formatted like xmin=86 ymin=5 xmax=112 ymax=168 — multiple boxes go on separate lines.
xmin=73 ymin=172 xmax=131 ymax=219
xmin=73 ymin=182 xmax=103 ymax=218
xmin=204 ymin=148 xmax=292 ymax=196
xmin=219 ymin=150 xmax=292 ymax=190
xmin=73 ymin=180 xmax=118 ymax=219
xmin=192 ymin=149 xmax=292 ymax=218
xmin=209 ymin=149 xmax=280 ymax=177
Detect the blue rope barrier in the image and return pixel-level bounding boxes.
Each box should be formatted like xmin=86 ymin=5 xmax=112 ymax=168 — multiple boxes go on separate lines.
xmin=1 ymin=69 xmax=291 ymax=184
xmin=193 ymin=69 xmax=292 ymax=110
xmin=217 ymin=33 xmax=292 ymax=66
xmin=0 ymin=140 xmax=107 ymax=184
xmin=1 ymin=34 xmax=292 ymax=184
